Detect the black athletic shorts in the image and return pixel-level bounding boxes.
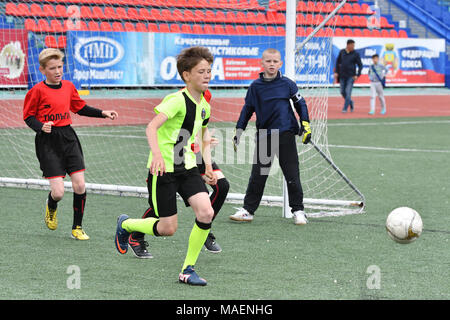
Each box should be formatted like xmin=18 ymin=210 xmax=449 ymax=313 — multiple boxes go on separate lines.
xmin=35 ymin=125 xmax=85 ymax=179
xmin=147 ymin=167 xmax=208 ymax=218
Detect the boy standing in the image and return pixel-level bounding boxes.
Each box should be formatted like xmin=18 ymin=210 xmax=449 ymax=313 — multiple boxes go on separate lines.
xmin=114 ymin=47 xmax=217 ymax=286
xmin=368 ymin=54 xmax=387 ymax=115
xmin=23 ymin=48 xmax=118 ymax=239
xmin=230 ymin=48 xmax=311 ymax=225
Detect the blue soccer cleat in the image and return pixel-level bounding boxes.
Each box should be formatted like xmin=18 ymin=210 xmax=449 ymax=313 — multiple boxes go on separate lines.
xmin=179 ymin=266 xmax=207 ymax=286
xmin=115 ymin=214 xmax=130 ymax=255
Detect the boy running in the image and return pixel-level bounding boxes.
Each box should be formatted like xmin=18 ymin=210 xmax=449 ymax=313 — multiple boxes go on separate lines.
xmin=114 ymin=47 xmax=217 ymax=286
xmin=23 ymin=48 xmax=118 ymax=239
xmin=230 ymin=48 xmax=311 ymax=225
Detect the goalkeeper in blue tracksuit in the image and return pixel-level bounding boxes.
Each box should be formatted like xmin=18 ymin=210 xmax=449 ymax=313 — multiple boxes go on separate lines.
xmin=230 ymin=48 xmax=311 ymax=225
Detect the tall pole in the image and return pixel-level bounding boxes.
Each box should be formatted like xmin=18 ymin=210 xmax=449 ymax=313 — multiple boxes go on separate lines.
xmin=283 ymin=0 xmax=297 ymax=218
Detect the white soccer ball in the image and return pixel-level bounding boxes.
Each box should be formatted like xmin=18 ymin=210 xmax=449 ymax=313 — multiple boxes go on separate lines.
xmin=385 ymin=207 xmax=423 ymax=244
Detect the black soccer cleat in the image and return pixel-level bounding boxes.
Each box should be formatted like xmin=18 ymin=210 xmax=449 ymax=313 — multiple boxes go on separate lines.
xmin=204 ymin=232 xmax=222 ymax=253
xmin=128 ymin=235 xmax=153 ymax=259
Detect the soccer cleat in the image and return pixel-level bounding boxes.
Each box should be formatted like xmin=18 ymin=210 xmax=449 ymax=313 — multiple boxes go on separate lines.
xmin=45 ymin=200 xmax=58 ymax=230
xmin=115 ymin=214 xmax=130 ymax=255
xmin=128 ymin=235 xmax=153 ymax=259
xmin=380 ymin=108 xmax=386 ymax=115
xmin=368 ymin=110 xmax=375 ymax=115
xmin=179 ymin=266 xmax=207 ymax=286
xmin=71 ymin=226 xmax=90 ymax=240
xmin=229 ymin=208 xmax=253 ymax=222
xmin=204 ymin=232 xmax=222 ymax=253
xmin=293 ymin=210 xmax=308 ymax=225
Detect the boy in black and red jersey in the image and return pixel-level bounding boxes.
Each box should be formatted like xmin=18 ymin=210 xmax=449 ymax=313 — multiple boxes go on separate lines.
xmin=23 ymin=48 xmax=118 ymax=240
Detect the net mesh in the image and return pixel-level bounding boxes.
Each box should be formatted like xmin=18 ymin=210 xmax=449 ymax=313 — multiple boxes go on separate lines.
xmin=0 ymin=0 xmax=364 ymax=216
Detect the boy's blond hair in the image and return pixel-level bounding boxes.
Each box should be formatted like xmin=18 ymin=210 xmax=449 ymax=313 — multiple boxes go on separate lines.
xmin=262 ymin=48 xmax=281 ymax=58
xmin=39 ymin=48 xmax=64 ymax=68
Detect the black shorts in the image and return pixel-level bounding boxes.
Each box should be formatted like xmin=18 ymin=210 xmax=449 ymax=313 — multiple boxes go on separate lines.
xmin=35 ymin=125 xmax=85 ymax=179
xmin=147 ymin=167 xmax=208 ymax=218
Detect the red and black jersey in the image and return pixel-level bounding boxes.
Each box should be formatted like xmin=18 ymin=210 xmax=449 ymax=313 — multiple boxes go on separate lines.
xmin=23 ymin=80 xmax=86 ymax=127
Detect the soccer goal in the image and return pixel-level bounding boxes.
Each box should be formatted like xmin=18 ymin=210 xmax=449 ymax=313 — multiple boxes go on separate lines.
xmin=0 ymin=0 xmax=364 ymax=218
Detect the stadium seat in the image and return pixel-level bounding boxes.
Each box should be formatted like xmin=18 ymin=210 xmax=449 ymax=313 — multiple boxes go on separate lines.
xmin=124 ymin=22 xmax=136 ymax=32
xmin=381 ymin=29 xmax=390 ymax=37
xmin=214 ymin=25 xmax=226 ymax=34
xmin=170 ymin=24 xmax=181 ymax=33
xmin=104 ymin=7 xmax=119 ymax=20
xmin=80 ymin=6 xmax=94 ymax=19
xmin=236 ymin=11 xmax=246 ymax=23
xmin=159 ymin=23 xmax=170 ymax=33
xmin=296 ymin=13 xmax=305 ymax=25
xmin=135 ymin=22 xmax=148 ymax=32
xmin=37 ymin=19 xmax=51 ymax=33
xmin=276 ymin=26 xmax=285 ymax=36
xmin=184 ymin=10 xmax=195 ymax=22
xmin=5 ymin=3 xmax=18 ymax=16
xmin=43 ymin=4 xmax=57 ymax=18
xmin=181 ymin=24 xmax=192 ymax=33
xmin=371 ymin=29 xmax=381 ymax=37
xmin=398 ymin=30 xmax=408 ymax=38
xmin=344 ymin=28 xmax=353 ymax=37
xmin=297 ymin=1 xmax=307 ymax=12
xmin=255 ymin=12 xmax=267 ymax=24
xmin=297 ymin=27 xmax=306 ymax=37
xmin=100 ymin=22 xmax=113 ymax=32
xmin=215 ymin=11 xmax=226 ymax=23
xmin=65 ymin=19 xmax=88 ymax=31
xmin=334 ymin=28 xmax=344 ymax=37
xmin=148 ymin=23 xmax=159 ymax=32
xmin=57 ymin=35 xmax=67 ymax=48
xmin=246 ymin=25 xmax=257 ymax=35
xmin=256 ymin=26 xmax=266 ymax=35
xmin=353 ymin=29 xmax=363 ymax=37
xmin=139 ymin=8 xmax=152 ymax=20
xmin=30 ymin=3 xmax=43 ymax=17
xmin=116 ymin=7 xmax=128 ymax=20
xmin=192 ymin=24 xmax=203 ymax=34
xmin=269 ymin=0 xmax=280 ymax=11
xmin=362 ymin=28 xmax=371 ymax=37
xmin=203 ymin=24 xmax=214 ymax=34
xmin=225 ymin=25 xmax=237 ymax=34
xmin=266 ymin=26 xmax=277 ymax=35
xmin=389 ymin=29 xmax=399 ymax=38
xmin=24 ymin=19 xmax=37 ymax=32
xmin=17 ymin=3 xmax=31 ymax=16
xmin=92 ymin=6 xmax=106 ymax=20
xmin=50 ymin=19 xmax=64 ymax=33
xmin=194 ymin=10 xmax=205 ymax=21
xmin=226 ymin=11 xmax=237 ymax=23
xmin=235 ymin=25 xmax=246 ymax=35
xmin=127 ymin=8 xmax=140 ymax=20
xmin=45 ymin=35 xmax=58 ymax=48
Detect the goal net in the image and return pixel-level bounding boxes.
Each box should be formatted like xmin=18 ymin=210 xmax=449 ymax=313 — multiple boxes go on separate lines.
xmin=0 ymin=0 xmax=365 ymax=218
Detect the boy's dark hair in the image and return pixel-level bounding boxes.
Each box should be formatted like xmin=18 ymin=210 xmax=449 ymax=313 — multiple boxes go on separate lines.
xmin=372 ymin=54 xmax=379 ymax=59
xmin=177 ymin=46 xmax=214 ymax=82
xmin=347 ymin=39 xmax=355 ymax=45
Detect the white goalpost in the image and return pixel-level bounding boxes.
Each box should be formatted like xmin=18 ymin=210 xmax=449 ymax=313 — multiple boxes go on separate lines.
xmin=0 ymin=0 xmax=365 ymax=218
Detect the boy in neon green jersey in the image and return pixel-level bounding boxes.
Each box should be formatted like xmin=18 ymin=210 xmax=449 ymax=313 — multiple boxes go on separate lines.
xmin=114 ymin=47 xmax=217 ymax=286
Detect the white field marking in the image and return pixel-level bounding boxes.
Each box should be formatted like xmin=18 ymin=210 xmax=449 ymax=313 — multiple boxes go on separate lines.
xmin=327 ymin=120 xmax=450 ymax=127
xmin=328 ymin=144 xmax=450 ymax=153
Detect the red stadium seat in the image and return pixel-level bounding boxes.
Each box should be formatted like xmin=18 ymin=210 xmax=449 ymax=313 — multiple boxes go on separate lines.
xmin=30 ymin=4 xmax=43 ymax=17
xmin=184 ymin=10 xmax=195 ymax=22
xmin=148 ymin=23 xmax=159 ymax=32
xmin=235 ymin=25 xmax=246 ymax=34
xmin=389 ymin=29 xmax=399 ymax=38
xmin=334 ymin=28 xmax=344 ymax=37
xmin=297 ymin=27 xmax=306 ymax=37
xmin=100 ymin=22 xmax=113 ymax=32
xmin=371 ymin=29 xmax=381 ymax=37
xmin=139 ymin=8 xmax=152 ymax=20
xmin=58 ymin=36 xmax=67 ymax=48
xmin=204 ymin=10 xmax=216 ymax=23
xmin=246 ymin=11 xmax=257 ymax=24
xmin=225 ymin=25 xmax=237 ymax=34
xmin=381 ymin=29 xmax=390 ymax=37
xmin=194 ymin=10 xmax=205 ymax=21
xmin=215 ymin=10 xmax=226 ymax=23
xmin=54 ymin=5 xmax=67 ymax=18
xmin=266 ymin=26 xmax=277 ymax=35
xmin=159 ymin=23 xmax=170 ymax=33
xmin=353 ymin=29 xmax=363 ymax=37
xmin=116 ymin=7 xmax=128 ymax=20
xmin=203 ymin=24 xmax=214 ymax=34
xmin=124 ymin=22 xmax=136 ymax=32
xmin=50 ymin=19 xmax=64 ymax=33
xmin=170 ymin=24 xmax=181 ymax=33
xmin=5 ymin=3 xmax=18 ymax=16
xmin=192 ymin=24 xmax=203 ymax=34
xmin=255 ymin=12 xmax=267 ymax=24
xmin=87 ymin=21 xmax=99 ymax=31
xmin=276 ymin=26 xmax=285 ymax=36
xmin=104 ymin=7 xmax=119 ymax=20
xmin=226 ymin=11 xmax=237 ymax=23
xmin=136 ymin=22 xmax=148 ymax=32
xmin=296 ymin=13 xmax=305 ymax=25
xmin=80 ymin=6 xmax=94 ymax=19
xmin=24 ymin=19 xmax=37 ymax=32
xmin=36 ymin=19 xmax=51 ymax=32
xmin=127 ymin=8 xmax=140 ymax=20
xmin=256 ymin=25 xmax=266 ymax=35
xmin=181 ymin=24 xmax=192 ymax=33
xmin=297 ymin=1 xmax=307 ymax=12
xmin=269 ymin=0 xmax=280 ymax=11
xmin=398 ymin=30 xmax=408 ymax=38
xmin=214 ymin=25 xmax=226 ymax=34
xmin=17 ymin=3 xmax=30 ymax=16
xmin=45 ymin=35 xmax=58 ymax=48
xmin=246 ymin=25 xmax=257 ymax=35
xmin=92 ymin=6 xmax=106 ymax=20
xmin=236 ymin=11 xmax=246 ymax=23
xmin=43 ymin=4 xmax=57 ymax=17
xmin=344 ymin=28 xmax=353 ymax=37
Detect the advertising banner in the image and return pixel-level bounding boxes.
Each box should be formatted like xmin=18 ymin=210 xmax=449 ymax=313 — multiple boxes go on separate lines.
xmin=0 ymin=29 xmax=28 ymax=87
xmin=332 ymin=37 xmax=446 ymax=86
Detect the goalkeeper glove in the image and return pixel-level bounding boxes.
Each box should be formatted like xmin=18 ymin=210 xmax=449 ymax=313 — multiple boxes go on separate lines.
xmin=300 ymin=121 xmax=311 ymax=144
xmin=232 ymin=128 xmax=243 ymax=152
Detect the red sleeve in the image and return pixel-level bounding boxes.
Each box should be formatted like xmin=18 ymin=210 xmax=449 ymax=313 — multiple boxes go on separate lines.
xmin=69 ymin=82 xmax=86 ymax=113
xmin=203 ymin=89 xmax=212 ymax=103
xmin=23 ymin=87 xmax=39 ymax=120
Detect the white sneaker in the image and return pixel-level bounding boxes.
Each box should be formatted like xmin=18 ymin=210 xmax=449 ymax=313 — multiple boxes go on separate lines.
xmin=229 ymin=208 xmax=254 ymax=222
xmin=293 ymin=210 xmax=308 ymax=225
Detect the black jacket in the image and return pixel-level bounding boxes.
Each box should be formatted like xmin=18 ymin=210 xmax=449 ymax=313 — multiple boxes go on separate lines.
xmin=335 ymin=49 xmax=363 ymax=79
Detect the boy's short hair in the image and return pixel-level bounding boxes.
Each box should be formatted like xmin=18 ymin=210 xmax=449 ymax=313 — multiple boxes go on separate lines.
xmin=177 ymin=46 xmax=213 ymax=82
xmin=347 ymin=39 xmax=355 ymax=45
xmin=262 ymin=48 xmax=281 ymax=58
xmin=39 ymin=48 xmax=64 ymax=68
xmin=372 ymin=54 xmax=379 ymax=59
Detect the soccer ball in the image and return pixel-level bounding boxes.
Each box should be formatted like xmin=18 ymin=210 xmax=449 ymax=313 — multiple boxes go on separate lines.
xmin=385 ymin=207 xmax=423 ymax=244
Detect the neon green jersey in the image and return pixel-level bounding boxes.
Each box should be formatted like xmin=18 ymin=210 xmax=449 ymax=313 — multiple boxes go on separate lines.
xmin=147 ymin=88 xmax=210 ymax=173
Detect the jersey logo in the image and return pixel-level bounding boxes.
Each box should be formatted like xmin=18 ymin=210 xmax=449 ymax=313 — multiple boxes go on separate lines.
xmin=201 ymin=108 xmax=206 ymax=120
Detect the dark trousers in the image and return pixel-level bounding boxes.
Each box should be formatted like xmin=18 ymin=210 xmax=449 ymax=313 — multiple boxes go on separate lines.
xmin=339 ymin=76 xmax=355 ymax=111
xmin=243 ymin=130 xmax=304 ymax=215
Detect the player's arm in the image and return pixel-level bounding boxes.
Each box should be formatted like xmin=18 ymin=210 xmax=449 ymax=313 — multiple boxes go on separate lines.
xmin=23 ymin=87 xmax=53 ymax=133
xmin=76 ymin=105 xmax=118 ymax=120
xmin=201 ymin=126 xmax=217 ymax=186
xmin=291 ymin=91 xmax=311 ymax=144
xmin=146 ymin=113 xmax=168 ymax=176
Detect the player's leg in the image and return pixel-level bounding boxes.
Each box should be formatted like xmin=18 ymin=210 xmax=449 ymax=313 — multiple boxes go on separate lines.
xmin=278 ymin=131 xmax=307 ymax=225
xmin=69 ymin=170 xmax=89 ymax=240
xmin=369 ymin=82 xmax=377 ymax=115
xmin=178 ymin=169 xmax=214 ymax=286
xmin=46 ymin=177 xmax=65 ymax=230
xmin=231 ymin=133 xmax=273 ymax=221
xmin=128 ymin=207 xmax=155 ymax=259
xmin=376 ymin=83 xmax=387 ymax=114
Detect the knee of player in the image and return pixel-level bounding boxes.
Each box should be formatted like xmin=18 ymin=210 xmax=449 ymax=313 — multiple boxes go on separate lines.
xmin=198 ymin=206 xmax=214 ymax=223
xmin=71 ymin=181 xmax=86 ymax=194
xmin=159 ymin=221 xmax=178 ymax=236
xmin=51 ymin=189 xmax=64 ymax=201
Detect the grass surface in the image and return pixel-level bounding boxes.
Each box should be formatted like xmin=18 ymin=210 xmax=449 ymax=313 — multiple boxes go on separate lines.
xmin=1 ymin=116 xmax=449 ymax=299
